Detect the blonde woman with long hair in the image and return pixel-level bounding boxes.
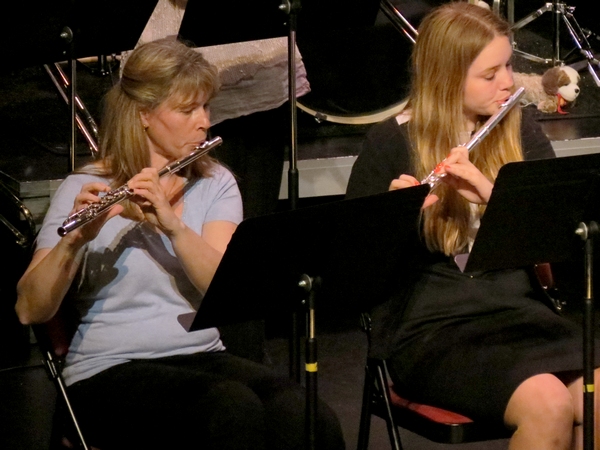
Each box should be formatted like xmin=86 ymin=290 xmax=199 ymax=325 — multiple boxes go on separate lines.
xmin=347 ymin=3 xmax=600 ymax=449
xmin=17 ymin=38 xmax=344 ymax=450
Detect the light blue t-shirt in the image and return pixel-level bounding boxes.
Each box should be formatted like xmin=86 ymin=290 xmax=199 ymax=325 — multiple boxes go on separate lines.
xmin=36 ymin=165 xmax=243 ymax=386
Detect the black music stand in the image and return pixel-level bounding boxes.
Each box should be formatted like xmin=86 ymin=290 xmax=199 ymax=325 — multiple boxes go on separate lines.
xmin=183 ymin=185 xmax=429 ymax=450
xmin=179 ymin=0 xmax=306 ymax=380
xmin=461 ymin=152 xmax=600 ymax=450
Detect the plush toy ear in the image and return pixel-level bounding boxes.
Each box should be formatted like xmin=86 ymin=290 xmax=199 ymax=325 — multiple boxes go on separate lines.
xmin=560 ymin=66 xmax=580 ymax=84
xmin=542 ymin=67 xmax=569 ymax=96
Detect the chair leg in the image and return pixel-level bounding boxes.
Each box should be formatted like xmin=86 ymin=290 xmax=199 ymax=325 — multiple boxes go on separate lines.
xmin=357 ymin=366 xmax=374 ymax=450
xmin=375 ymin=362 xmax=403 ymax=450
xmin=44 ymin=350 xmax=90 ymax=450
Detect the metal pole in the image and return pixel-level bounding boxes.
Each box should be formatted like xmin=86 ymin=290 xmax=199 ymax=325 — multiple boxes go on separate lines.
xmin=576 ymin=221 xmax=598 ymax=450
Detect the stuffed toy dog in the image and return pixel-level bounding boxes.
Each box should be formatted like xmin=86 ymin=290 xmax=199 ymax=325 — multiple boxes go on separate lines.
xmin=513 ymin=65 xmax=581 ymax=114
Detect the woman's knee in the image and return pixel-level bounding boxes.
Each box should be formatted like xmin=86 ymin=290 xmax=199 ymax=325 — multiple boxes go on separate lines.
xmin=505 ymin=373 xmax=575 ymax=430
xmin=205 ymin=380 xmax=265 ymax=420
xmin=202 ymin=381 xmax=267 ymax=449
xmin=260 ymin=381 xmax=345 ymax=450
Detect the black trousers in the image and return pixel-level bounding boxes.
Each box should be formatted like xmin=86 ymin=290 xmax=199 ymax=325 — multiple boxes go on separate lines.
xmin=68 ymin=351 xmax=345 ymax=450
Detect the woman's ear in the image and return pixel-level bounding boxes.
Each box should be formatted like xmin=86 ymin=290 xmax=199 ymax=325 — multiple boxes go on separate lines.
xmin=140 ymin=110 xmax=149 ymax=129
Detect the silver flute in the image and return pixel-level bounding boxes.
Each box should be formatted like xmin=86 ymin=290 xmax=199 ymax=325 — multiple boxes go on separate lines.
xmin=421 ymin=86 xmax=525 ymax=190
xmin=57 ymin=136 xmax=223 ymax=236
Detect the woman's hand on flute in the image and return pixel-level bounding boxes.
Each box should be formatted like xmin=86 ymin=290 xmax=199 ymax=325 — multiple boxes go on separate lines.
xmin=437 ymin=146 xmax=493 ymax=204
xmin=389 ymin=174 xmax=439 ymax=208
xmin=128 ymin=167 xmax=234 ymax=294
xmin=127 ymin=168 xmax=183 ymax=236
xmin=68 ymin=182 xmax=124 ymax=244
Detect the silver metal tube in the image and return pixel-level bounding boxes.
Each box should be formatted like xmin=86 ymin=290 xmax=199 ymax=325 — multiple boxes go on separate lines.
xmin=57 ymin=136 xmax=223 ymax=236
xmin=421 ymin=87 xmax=525 ymax=190
xmin=44 ymin=63 xmax=100 ymax=156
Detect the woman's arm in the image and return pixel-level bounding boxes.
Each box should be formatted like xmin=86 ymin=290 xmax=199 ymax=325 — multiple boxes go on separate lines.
xmin=346 ymin=118 xmax=410 ymax=199
xmin=167 ymin=220 xmax=236 ymax=294
xmin=127 ymin=166 xmax=241 ymax=294
xmin=15 ymin=179 xmax=122 ymax=325
xmin=16 ymin=241 xmax=84 ymax=325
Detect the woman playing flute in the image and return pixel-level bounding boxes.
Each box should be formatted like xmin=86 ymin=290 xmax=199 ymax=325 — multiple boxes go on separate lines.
xmin=346 ymin=3 xmax=600 ymax=449
xmin=16 ymin=38 xmax=344 ymax=450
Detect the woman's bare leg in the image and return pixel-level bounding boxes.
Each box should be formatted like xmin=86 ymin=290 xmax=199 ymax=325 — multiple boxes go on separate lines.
xmin=505 ymin=373 xmax=575 ymax=450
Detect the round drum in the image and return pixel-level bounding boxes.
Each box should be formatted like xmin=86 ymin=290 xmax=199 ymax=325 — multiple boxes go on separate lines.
xmin=295 ymin=0 xmax=424 ymax=124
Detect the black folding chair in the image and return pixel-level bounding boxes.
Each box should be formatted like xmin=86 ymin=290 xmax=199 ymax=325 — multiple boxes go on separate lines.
xmin=33 ymin=310 xmax=93 ymax=450
xmin=357 ymin=312 xmax=513 ymax=449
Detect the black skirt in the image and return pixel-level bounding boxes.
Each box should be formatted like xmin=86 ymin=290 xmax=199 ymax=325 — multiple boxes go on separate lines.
xmin=383 ymin=259 xmax=598 ymax=424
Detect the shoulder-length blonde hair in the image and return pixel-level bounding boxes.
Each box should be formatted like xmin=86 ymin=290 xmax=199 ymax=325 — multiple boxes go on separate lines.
xmin=408 ymin=2 xmax=523 ymax=255
xmin=87 ymin=38 xmax=220 ymax=186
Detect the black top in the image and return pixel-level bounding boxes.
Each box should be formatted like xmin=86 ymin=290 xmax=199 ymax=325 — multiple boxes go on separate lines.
xmin=345 ymin=107 xmax=595 ymax=424
xmin=346 ymin=107 xmax=555 ymax=199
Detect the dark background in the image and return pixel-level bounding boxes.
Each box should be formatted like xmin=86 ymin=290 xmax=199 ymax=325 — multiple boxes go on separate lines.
xmin=1 ymin=1 xmax=599 ymax=448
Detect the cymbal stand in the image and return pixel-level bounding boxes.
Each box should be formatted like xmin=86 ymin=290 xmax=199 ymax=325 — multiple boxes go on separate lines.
xmin=44 ymin=62 xmax=100 ymax=157
xmin=511 ymin=0 xmax=600 ymax=87
xmin=379 ymin=0 xmax=418 ymax=44
xmin=377 ymin=0 xmax=504 ymax=46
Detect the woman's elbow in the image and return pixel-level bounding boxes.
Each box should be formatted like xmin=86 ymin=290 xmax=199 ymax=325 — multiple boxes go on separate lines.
xmin=15 ymin=300 xmax=36 ymax=326
xmin=14 ymin=294 xmax=40 ymax=325
xmin=14 ymin=287 xmax=52 ymax=326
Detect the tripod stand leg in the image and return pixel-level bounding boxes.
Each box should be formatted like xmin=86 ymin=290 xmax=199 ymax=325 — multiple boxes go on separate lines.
xmin=511 ymin=0 xmax=600 ymax=78
xmin=560 ymin=10 xmax=600 ymax=86
xmin=511 ymin=2 xmax=552 ymax=31
xmin=379 ymin=0 xmax=418 ymax=44
xmin=586 ymin=60 xmax=600 ymax=87
xmin=552 ymin=0 xmax=561 ymax=64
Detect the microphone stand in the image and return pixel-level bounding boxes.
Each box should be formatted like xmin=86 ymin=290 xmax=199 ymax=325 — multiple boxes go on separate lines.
xmin=60 ymin=24 xmax=77 ymax=173
xmin=279 ymin=0 xmax=303 ymax=384
xmin=280 ymin=0 xmax=301 ymax=212
xmin=576 ymin=221 xmax=598 ymax=450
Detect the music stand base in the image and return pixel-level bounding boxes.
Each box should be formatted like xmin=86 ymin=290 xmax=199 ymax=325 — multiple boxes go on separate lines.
xmin=299 ymin=274 xmax=320 ymax=450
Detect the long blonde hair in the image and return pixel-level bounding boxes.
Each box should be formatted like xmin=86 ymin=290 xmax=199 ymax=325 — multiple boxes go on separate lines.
xmin=79 ymin=38 xmax=220 ymax=219
xmin=99 ymin=38 xmax=219 ymax=184
xmin=408 ymin=2 xmax=523 ymax=255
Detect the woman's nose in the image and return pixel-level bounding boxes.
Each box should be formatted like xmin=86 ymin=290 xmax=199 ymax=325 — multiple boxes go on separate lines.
xmin=502 ymin=70 xmax=514 ymax=90
xmin=197 ymin=107 xmax=210 ymax=128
